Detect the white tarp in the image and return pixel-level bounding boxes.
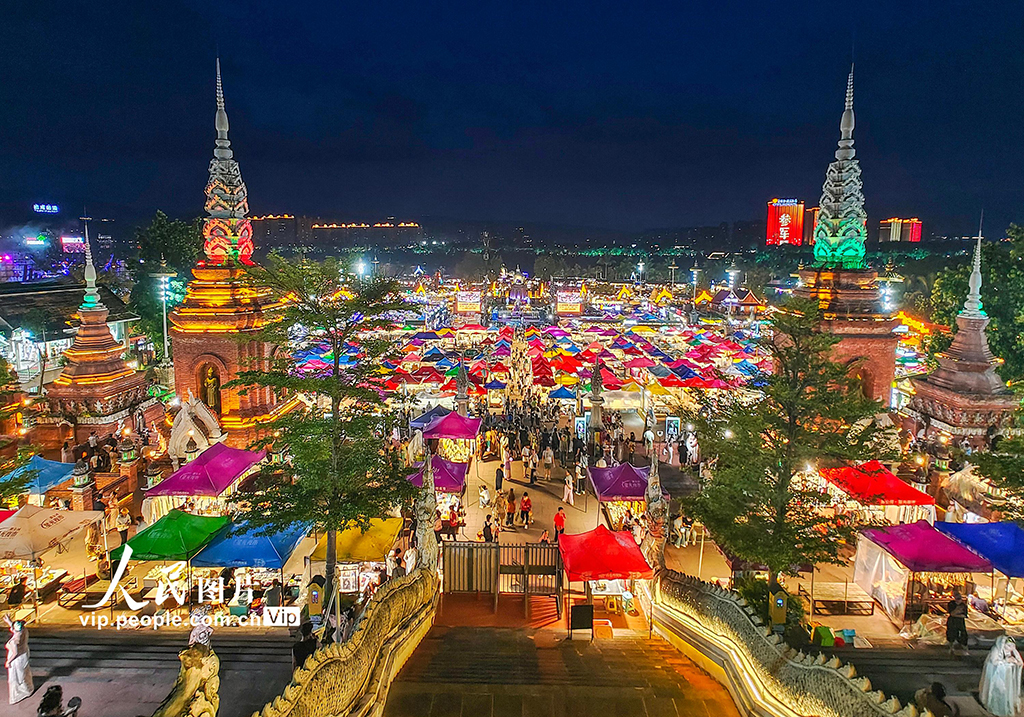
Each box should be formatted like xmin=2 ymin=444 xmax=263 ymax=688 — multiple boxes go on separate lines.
xmin=853 ymin=533 xmax=910 ymax=625
xmin=0 ymin=505 xmax=103 ymax=560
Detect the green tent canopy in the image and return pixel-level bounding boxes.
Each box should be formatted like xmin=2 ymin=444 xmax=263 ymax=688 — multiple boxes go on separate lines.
xmin=110 ymin=509 xmax=230 ymax=562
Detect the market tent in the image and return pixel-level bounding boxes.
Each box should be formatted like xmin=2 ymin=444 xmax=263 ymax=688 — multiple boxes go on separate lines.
xmin=110 ymin=509 xmax=230 ymax=562
xmin=310 ymin=518 xmax=404 ymax=562
xmin=0 ymin=505 xmax=103 ymax=560
xmin=3 ymin=455 xmax=74 ymax=496
xmin=820 ymin=460 xmax=933 ymax=506
xmin=191 ymin=521 xmax=309 ymax=569
xmin=935 ymin=522 xmax=1024 ymax=578
xmin=860 ymin=521 xmax=992 ymax=573
xmin=558 ymin=525 xmax=654 ymax=582
xmin=410 ymin=404 xmax=451 ymax=430
xmin=549 ymin=386 xmax=575 ymax=400
xmin=588 ymin=463 xmax=652 ymax=502
xmin=0 ymin=509 xmax=15 ymax=524
xmin=407 ymin=457 xmax=468 ymax=493
xmin=423 ymin=412 xmax=482 ymax=439
xmin=147 ymin=442 xmax=266 ymax=497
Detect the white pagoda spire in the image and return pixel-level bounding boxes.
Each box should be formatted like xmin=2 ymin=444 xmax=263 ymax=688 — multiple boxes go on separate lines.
xmin=214 ymin=57 xmax=232 ymax=160
xmin=81 ymin=215 xmax=103 ymax=311
xmin=961 ymin=212 xmax=985 ymax=318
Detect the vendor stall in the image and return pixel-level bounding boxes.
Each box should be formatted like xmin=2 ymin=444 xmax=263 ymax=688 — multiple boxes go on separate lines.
xmin=559 ymin=525 xmax=654 ymax=617
xmin=309 ymin=518 xmax=403 ymax=594
xmin=422 ymin=410 xmax=482 ymax=464
xmin=818 ymin=460 xmax=935 ymax=525
xmin=935 ymin=521 xmax=1024 ymax=623
xmin=588 ymin=463 xmax=662 ymax=530
xmin=143 ymin=442 xmax=266 ymax=522
xmin=854 ymin=520 xmax=992 ymax=625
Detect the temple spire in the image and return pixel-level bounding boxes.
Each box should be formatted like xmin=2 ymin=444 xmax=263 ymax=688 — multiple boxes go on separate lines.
xmin=836 ymin=64 xmax=856 ymax=160
xmin=961 ymin=212 xmax=985 ymax=318
xmin=81 ymin=214 xmax=103 ymax=310
xmin=214 ymin=58 xmax=232 ymax=160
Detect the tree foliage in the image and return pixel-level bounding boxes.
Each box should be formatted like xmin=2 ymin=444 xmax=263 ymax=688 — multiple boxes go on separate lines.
xmin=127 ymin=211 xmax=202 ymax=360
xmin=929 ymin=227 xmax=1024 ymax=382
xmin=228 ymin=253 xmax=417 ymax=598
xmin=684 ymin=299 xmax=896 ymax=579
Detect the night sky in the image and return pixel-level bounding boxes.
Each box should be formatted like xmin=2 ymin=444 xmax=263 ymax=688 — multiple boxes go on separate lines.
xmin=1 ymin=1 xmax=1021 ymax=235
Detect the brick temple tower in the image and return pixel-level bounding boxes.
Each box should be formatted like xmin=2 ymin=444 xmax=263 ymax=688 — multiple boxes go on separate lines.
xmin=42 ymin=232 xmax=163 ymax=446
xmin=793 ymin=66 xmax=898 ymax=405
xmin=169 ymin=60 xmax=295 ymax=446
xmin=903 ymin=235 xmax=1019 ymax=445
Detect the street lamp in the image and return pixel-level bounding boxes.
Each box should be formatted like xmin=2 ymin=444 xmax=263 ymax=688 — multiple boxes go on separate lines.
xmin=149 ymin=257 xmax=177 ymax=367
xmin=636 ymin=261 xmax=645 ymax=285
xmin=690 ymin=262 xmax=701 ymax=301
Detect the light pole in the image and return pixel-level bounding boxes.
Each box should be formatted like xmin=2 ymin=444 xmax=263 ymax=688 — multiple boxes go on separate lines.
xmin=690 ymin=262 xmax=701 ymax=302
xmin=150 ymin=257 xmax=177 ymax=367
xmin=668 ymin=260 xmax=678 ymax=291
xmin=637 ymin=261 xmax=645 ymax=285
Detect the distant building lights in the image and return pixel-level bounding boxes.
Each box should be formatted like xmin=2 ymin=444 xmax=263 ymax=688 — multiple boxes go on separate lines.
xmin=33 ymin=203 xmax=59 ymax=214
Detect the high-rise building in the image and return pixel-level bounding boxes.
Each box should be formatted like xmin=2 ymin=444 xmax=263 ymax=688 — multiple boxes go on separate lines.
xmin=765 ymin=199 xmax=805 ymax=246
xmin=804 ymin=207 xmax=820 ymax=245
xmin=879 ymin=217 xmax=922 ymax=243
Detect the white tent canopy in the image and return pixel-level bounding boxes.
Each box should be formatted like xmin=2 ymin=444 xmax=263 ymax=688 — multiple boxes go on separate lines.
xmin=0 ymin=505 xmax=103 ymax=560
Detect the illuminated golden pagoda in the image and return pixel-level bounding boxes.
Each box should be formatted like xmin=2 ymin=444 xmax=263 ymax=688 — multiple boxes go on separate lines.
xmin=45 ymin=232 xmax=161 ymax=445
xmin=169 ymin=60 xmax=296 ymax=444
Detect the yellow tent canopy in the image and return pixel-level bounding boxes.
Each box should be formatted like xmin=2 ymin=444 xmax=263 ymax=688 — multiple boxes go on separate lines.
xmin=555 ymin=374 xmax=580 ymax=385
xmin=310 ymin=518 xmax=403 ymax=562
xmin=621 ymin=381 xmax=644 ymax=393
xmin=694 ymin=289 xmax=714 ymax=305
xmin=629 ymin=325 xmax=655 ymax=333
xmin=646 ymin=382 xmax=671 ymax=396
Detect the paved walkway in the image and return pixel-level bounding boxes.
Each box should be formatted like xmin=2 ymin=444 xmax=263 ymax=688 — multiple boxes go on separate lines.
xmin=384 ymin=625 xmax=739 ymax=717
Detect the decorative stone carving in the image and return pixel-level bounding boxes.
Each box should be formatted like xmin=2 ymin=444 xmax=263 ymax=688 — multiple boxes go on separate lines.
xmin=151 ymin=644 xmax=220 ymax=717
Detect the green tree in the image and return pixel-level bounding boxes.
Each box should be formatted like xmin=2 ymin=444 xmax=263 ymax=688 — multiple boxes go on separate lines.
xmin=684 ymin=299 xmax=895 ymax=584
xmin=127 ymin=211 xmax=202 ymax=361
xmin=229 ymin=253 xmax=417 ymax=605
xmin=930 ymin=227 xmax=1024 ymax=382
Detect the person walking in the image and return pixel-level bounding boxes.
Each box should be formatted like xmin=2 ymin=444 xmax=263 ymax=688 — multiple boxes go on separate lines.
xmin=506 ymin=491 xmax=517 ymax=527
xmin=520 ymin=492 xmax=532 ymax=527
xmin=542 ymin=445 xmax=554 ymax=479
xmin=482 ymin=515 xmax=496 ymax=543
xmin=4 ymin=616 xmax=33 ymax=704
xmin=433 ymin=510 xmax=445 ymax=544
xmin=946 ymin=590 xmax=969 ymax=656
xmin=562 ymin=472 xmax=575 ymax=506
xmin=116 ymin=508 xmax=132 ymax=546
xmin=553 ymin=507 xmax=566 ymax=540
xmin=292 ymin=622 xmax=319 ymax=669
xmin=494 ymin=466 xmax=504 ymax=492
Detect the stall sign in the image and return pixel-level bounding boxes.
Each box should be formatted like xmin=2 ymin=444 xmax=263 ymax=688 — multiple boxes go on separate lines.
xmin=665 ymin=416 xmax=681 ymax=442
xmin=456 ymin=291 xmax=482 ymax=314
xmin=556 ymin=292 xmax=583 ymax=315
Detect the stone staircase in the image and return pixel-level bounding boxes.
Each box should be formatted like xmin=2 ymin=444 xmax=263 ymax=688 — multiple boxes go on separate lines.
xmin=384 ymin=626 xmax=739 ymax=717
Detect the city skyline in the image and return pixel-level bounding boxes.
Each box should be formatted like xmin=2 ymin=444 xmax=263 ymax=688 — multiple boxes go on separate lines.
xmin=1 ymin=2 xmax=1022 ymax=237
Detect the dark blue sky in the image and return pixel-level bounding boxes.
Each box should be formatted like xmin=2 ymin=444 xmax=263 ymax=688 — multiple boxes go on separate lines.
xmin=1 ymin=1 xmax=1021 ymax=234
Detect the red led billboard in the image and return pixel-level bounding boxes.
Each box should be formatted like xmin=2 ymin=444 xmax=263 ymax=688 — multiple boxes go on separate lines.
xmin=766 ymin=199 xmax=805 ymax=246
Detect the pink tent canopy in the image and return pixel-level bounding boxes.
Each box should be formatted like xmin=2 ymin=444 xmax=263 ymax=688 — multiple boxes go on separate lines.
xmin=423 ymin=412 xmax=482 ymax=440
xmin=588 ymin=463 xmax=653 ymax=502
xmin=862 ymin=520 xmax=992 ymax=573
xmin=407 ymin=457 xmax=468 ymax=493
xmin=147 ymin=442 xmax=266 ymax=497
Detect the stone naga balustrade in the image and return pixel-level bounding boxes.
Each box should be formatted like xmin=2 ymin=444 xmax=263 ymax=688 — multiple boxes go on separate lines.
xmin=654 ymin=569 xmax=928 ymax=717
xmin=252 ymin=567 xmax=439 ymax=717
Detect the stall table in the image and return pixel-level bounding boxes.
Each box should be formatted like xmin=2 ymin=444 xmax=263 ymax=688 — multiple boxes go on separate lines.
xmin=799 ymin=581 xmax=874 ymax=616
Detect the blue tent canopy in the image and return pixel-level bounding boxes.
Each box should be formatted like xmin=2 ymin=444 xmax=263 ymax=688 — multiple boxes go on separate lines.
xmin=410 ymin=405 xmax=452 ymax=429
xmin=484 ymin=380 xmax=506 ymax=390
xmin=5 ymin=455 xmax=74 ymax=496
xmin=935 ymin=522 xmax=1024 ymax=578
xmin=671 ymin=365 xmax=699 ymax=380
xmin=191 ymin=521 xmax=308 ymax=569
xmin=549 ymin=386 xmax=575 ymax=399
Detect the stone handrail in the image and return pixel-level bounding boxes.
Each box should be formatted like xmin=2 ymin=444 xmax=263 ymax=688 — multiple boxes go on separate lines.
xmin=252 ymin=567 xmax=439 ymax=717
xmin=654 ymin=569 xmax=927 ymax=717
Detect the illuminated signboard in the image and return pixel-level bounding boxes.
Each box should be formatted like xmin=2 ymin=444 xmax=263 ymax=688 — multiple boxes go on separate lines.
xmin=33 ymin=203 xmax=59 ymax=214
xmin=766 ymin=198 xmax=805 ymax=246
xmin=61 ymin=235 xmax=86 ymax=252
xmin=455 ymin=291 xmax=482 ymax=314
xmin=24 ymin=234 xmax=47 ymax=247
xmin=556 ymin=292 xmax=583 ymax=315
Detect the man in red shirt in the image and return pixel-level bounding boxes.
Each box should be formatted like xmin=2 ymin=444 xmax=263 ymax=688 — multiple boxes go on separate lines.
xmin=553 ymin=507 xmax=566 ymax=539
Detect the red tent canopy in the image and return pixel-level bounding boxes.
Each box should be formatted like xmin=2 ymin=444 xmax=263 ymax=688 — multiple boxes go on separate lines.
xmin=558 ymin=525 xmax=654 ymax=582
xmin=820 ymin=460 xmax=934 ymax=506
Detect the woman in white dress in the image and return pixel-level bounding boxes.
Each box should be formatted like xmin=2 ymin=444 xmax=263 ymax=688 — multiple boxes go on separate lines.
xmin=5 ymin=616 xmax=33 ymax=704
xmin=562 ymin=472 xmax=575 ymax=506
xmin=980 ymin=635 xmax=1023 ymax=717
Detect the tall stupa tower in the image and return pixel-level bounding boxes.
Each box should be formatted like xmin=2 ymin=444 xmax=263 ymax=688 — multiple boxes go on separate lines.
xmin=169 ymin=60 xmax=295 ymax=445
xmin=794 ymin=66 xmax=898 ymax=405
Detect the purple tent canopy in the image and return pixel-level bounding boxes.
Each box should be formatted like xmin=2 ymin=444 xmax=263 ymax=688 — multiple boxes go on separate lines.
xmin=862 ymin=520 xmax=992 ymax=573
xmin=588 ymin=463 xmax=652 ymax=502
xmin=147 ymin=442 xmax=266 ymax=497
xmin=407 ymin=457 xmax=468 ymax=493
xmin=423 ymin=412 xmax=482 ymax=440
